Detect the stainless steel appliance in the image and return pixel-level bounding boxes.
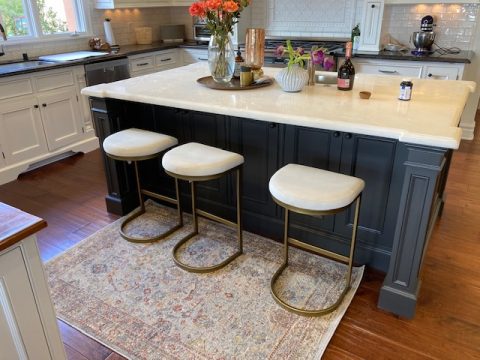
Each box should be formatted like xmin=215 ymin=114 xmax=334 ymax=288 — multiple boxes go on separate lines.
xmin=193 ymin=19 xmax=212 ymax=42
xmin=261 ymin=39 xmax=345 ymax=71
xmin=411 ymin=15 xmax=436 ymax=55
xmin=84 ymin=57 xmax=130 ymax=86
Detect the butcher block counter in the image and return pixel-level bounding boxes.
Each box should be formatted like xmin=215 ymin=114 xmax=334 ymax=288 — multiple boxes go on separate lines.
xmin=81 ymin=63 xmax=475 ymax=319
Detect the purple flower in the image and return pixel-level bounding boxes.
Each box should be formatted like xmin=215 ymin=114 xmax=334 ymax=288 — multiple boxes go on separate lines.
xmin=296 ymin=47 xmax=305 ymax=55
xmin=275 ymin=45 xmax=285 ymax=57
xmin=311 ymin=50 xmax=325 ymax=65
xmin=323 ymin=57 xmax=335 ymax=71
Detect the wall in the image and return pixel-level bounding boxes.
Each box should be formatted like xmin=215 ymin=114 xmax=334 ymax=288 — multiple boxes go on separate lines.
xmin=0 ymin=1 xmax=192 ymax=62
xmin=381 ymin=3 xmax=479 ymax=50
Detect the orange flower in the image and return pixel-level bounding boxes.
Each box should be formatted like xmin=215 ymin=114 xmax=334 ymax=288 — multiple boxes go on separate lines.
xmin=189 ymin=2 xmax=207 ymax=17
xmin=205 ymin=0 xmax=222 ymax=10
xmin=223 ymin=0 xmax=239 ymax=12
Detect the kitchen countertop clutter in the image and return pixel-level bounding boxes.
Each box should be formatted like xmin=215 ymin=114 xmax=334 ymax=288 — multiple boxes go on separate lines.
xmin=0 ymin=40 xmax=473 ymax=78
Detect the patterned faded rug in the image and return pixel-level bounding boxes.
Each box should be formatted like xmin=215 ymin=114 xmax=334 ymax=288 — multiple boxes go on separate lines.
xmin=45 ymin=201 xmax=364 ymax=359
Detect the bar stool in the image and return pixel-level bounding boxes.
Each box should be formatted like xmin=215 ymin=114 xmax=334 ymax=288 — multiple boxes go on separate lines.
xmin=103 ymin=128 xmax=182 ymax=243
xmin=268 ymin=163 xmax=364 ymax=316
xmin=162 ymin=142 xmax=244 ymax=273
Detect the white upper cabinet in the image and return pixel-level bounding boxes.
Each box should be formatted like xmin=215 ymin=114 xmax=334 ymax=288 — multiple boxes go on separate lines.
xmin=95 ymin=0 xmax=190 ymax=8
xmin=358 ymin=0 xmax=385 ymax=52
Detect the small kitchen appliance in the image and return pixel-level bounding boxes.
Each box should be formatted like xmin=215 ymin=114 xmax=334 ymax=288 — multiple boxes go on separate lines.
xmin=193 ymin=18 xmax=211 ymax=43
xmin=411 ymin=15 xmax=436 ymax=55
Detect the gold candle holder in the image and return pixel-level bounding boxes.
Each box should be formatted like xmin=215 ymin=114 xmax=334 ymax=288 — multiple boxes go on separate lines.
xmin=245 ymin=28 xmax=265 ymax=70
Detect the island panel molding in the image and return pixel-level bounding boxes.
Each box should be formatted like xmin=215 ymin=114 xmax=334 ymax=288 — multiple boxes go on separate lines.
xmin=82 ymin=64 xmax=473 ymax=318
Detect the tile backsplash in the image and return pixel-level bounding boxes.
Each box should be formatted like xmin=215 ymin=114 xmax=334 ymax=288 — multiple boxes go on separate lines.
xmin=382 ymin=3 xmax=479 ymax=50
xmin=1 ymin=1 xmax=192 ymax=61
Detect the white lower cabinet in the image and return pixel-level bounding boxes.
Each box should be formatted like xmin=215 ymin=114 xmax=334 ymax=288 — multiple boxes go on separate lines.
xmin=0 ymin=66 xmax=99 ymax=185
xmin=0 ymin=236 xmax=66 ymax=359
xmin=182 ymin=48 xmax=208 ymax=65
xmin=0 ymin=96 xmax=48 ymax=164
xmin=128 ymin=49 xmax=179 ymax=77
xmin=37 ymin=87 xmax=83 ymax=151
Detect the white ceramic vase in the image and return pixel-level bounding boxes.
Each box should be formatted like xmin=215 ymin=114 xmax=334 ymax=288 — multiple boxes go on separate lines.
xmin=275 ymin=64 xmax=309 ymax=92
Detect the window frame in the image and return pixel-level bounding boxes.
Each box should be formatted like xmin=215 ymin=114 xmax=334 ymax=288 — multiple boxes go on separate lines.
xmin=0 ymin=0 xmax=92 ymax=44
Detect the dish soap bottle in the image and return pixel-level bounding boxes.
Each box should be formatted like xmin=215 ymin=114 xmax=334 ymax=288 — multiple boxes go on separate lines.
xmin=234 ymin=46 xmax=244 ymax=79
xmin=337 ymin=41 xmax=355 ymax=91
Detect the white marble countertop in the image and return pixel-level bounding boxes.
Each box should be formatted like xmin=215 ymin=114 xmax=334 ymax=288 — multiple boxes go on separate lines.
xmin=81 ymin=62 xmax=476 ymax=149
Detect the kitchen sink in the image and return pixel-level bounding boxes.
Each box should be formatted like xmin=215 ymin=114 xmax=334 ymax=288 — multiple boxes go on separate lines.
xmin=314 ymin=74 xmax=337 ymax=85
xmin=0 ymin=60 xmax=56 ymax=75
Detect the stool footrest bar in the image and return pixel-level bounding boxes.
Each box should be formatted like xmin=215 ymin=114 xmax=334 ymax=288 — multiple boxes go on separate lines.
xmin=196 ymin=209 xmax=237 ymax=228
xmin=288 ymin=237 xmax=350 ymax=264
xmin=141 ymin=189 xmax=178 ymax=205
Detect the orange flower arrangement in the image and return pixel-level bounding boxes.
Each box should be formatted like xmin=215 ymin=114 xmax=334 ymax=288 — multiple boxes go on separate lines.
xmin=189 ymin=0 xmax=251 ymax=37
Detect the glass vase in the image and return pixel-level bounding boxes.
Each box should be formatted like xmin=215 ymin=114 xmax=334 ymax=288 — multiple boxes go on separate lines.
xmin=208 ymin=33 xmax=235 ymax=84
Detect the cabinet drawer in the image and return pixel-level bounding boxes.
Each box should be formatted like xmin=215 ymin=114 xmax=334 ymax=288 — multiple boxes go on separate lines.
xmin=129 ymin=55 xmax=155 ymax=73
xmin=34 ymin=70 xmax=75 ymax=92
xmin=182 ymin=49 xmax=208 ymax=65
xmin=354 ymin=62 xmax=422 ymax=78
xmin=423 ymin=65 xmax=459 ymax=80
xmin=155 ymin=50 xmax=177 ymax=68
xmin=0 ymin=77 xmax=33 ymax=100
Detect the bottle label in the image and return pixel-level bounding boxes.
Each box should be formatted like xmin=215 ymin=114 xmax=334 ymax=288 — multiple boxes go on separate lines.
xmin=338 ymin=78 xmax=350 ymax=88
xmin=399 ymin=85 xmax=412 ymax=100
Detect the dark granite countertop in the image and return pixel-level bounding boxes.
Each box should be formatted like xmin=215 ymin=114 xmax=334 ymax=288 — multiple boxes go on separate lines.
xmin=0 ymin=41 xmax=208 ymax=78
xmin=348 ymin=49 xmax=473 ymax=64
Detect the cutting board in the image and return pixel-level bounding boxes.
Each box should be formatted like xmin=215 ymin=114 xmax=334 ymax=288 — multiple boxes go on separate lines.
xmin=39 ymin=51 xmax=109 ymax=62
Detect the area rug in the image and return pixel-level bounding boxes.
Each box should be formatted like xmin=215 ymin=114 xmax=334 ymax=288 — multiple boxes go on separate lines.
xmin=45 ymin=201 xmax=364 ymax=359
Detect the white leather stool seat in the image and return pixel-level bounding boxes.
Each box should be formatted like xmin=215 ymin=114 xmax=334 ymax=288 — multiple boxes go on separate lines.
xmin=162 ymin=142 xmax=244 ymax=177
xmin=269 ymin=164 xmax=365 ymax=211
xmin=103 ymin=128 xmax=178 ymax=159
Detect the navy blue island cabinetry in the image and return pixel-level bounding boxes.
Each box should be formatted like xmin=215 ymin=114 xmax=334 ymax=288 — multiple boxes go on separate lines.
xmin=90 ymin=98 xmax=451 ymax=319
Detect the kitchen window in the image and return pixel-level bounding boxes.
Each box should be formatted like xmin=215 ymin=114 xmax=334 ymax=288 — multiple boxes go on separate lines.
xmin=0 ymin=0 xmax=89 ymax=41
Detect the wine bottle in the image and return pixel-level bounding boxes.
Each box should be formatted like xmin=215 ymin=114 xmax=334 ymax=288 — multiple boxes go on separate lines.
xmin=337 ymin=41 xmax=355 ymax=91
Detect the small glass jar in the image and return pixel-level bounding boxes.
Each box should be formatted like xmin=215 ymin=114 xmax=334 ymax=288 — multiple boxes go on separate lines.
xmin=240 ymin=66 xmax=253 ymax=87
xmin=245 ymin=28 xmax=265 ymax=70
xmin=399 ymin=79 xmax=413 ymax=101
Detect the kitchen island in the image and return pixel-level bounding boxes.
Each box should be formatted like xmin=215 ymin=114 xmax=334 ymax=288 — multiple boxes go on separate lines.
xmin=82 ymin=63 xmax=475 ymax=318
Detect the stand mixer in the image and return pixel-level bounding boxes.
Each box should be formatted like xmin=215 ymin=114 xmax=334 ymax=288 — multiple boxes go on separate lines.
xmin=411 ymin=15 xmax=436 ymax=56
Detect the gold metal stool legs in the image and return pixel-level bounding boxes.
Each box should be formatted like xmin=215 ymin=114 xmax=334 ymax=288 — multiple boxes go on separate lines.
xmin=270 ymin=195 xmax=361 ymax=316
xmin=172 ymin=167 xmax=243 ymax=273
xmin=120 ymin=161 xmax=183 ymax=243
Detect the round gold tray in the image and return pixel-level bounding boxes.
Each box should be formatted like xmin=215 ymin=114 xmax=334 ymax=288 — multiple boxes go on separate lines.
xmin=197 ymin=76 xmax=273 ymax=90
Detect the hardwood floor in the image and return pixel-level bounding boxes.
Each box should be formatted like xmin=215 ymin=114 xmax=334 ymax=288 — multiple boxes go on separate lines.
xmin=1 ymin=122 xmax=479 ymax=359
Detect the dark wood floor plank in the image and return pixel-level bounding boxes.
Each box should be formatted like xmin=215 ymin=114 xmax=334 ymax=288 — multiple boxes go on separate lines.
xmin=64 ymin=344 xmax=90 ymax=360
xmin=58 ymin=320 xmax=113 ymax=360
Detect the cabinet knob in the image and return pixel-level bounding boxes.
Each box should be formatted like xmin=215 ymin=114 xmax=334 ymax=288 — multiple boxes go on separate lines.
xmin=428 ymin=73 xmax=433 ymax=77
xmin=269 ymin=123 xmax=277 ymax=128
xmin=345 ymin=133 xmax=352 ymax=139
xmin=34 ymin=104 xmax=39 ymax=108
xmin=333 ymin=131 xmax=340 ymax=137
xmin=42 ymin=103 xmax=47 ymax=107
xmin=371 ymin=4 xmax=375 ymax=8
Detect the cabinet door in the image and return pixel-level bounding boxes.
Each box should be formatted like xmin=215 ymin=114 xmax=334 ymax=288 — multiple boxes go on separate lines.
xmin=353 ymin=60 xmax=423 ymax=78
xmin=335 ymin=133 xmax=397 ymax=249
xmin=0 ymin=96 xmax=48 ymax=164
xmin=423 ymin=65 xmax=459 ymax=80
xmin=283 ymin=125 xmax=343 ymax=233
xmin=129 ymin=54 xmax=155 ymax=77
xmin=230 ymin=117 xmax=280 ymax=218
xmin=37 ymin=87 xmax=83 ymax=151
xmin=184 ymin=111 xmax=231 ymax=210
xmin=0 ymin=247 xmax=52 ymax=359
